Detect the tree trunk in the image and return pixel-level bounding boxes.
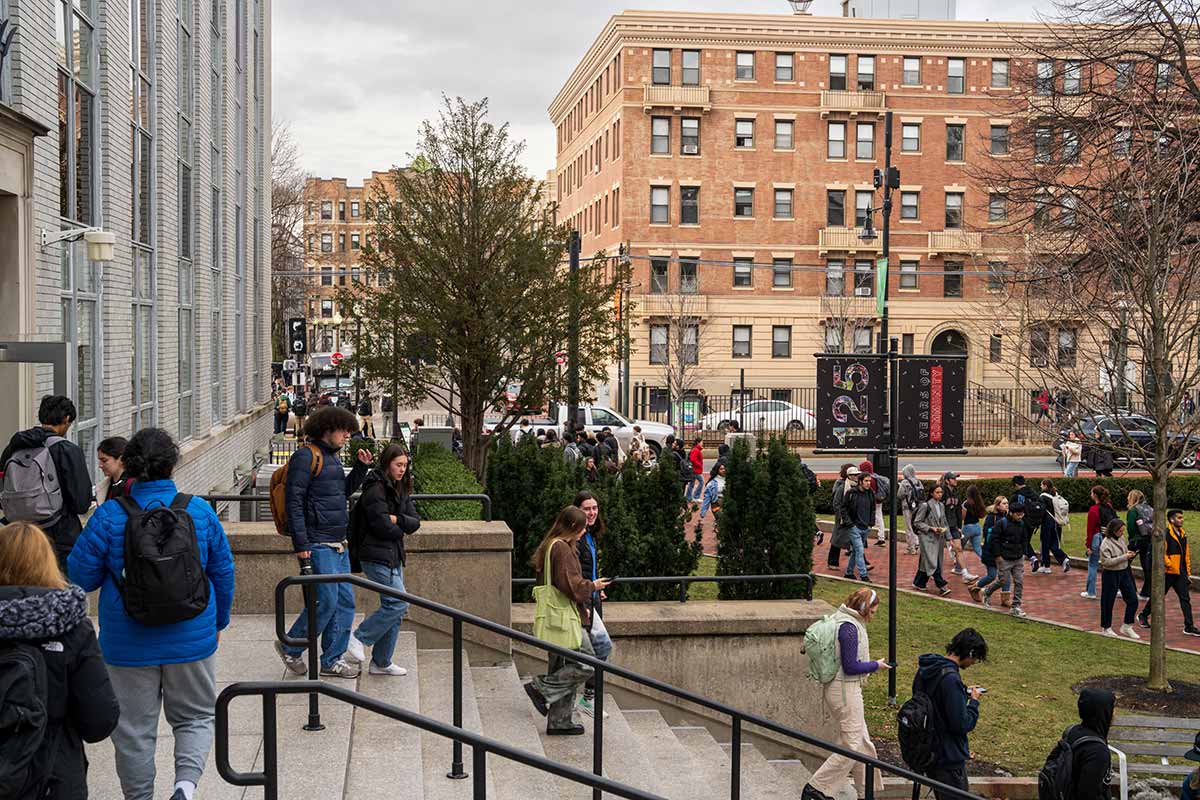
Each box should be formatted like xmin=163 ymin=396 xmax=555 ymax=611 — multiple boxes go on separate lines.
xmin=1148 ymin=468 xmax=1169 ymax=691
xmin=460 ymin=388 xmax=490 ymax=484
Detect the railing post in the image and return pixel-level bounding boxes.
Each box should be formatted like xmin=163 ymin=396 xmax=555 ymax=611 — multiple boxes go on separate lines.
xmin=263 ymin=691 xmax=279 ymax=800
xmin=302 ymin=584 xmax=324 ymax=731
xmin=448 ymin=618 xmax=467 ymax=779
xmin=730 ymin=716 xmax=741 ymax=800
xmin=592 ymin=667 xmax=604 ymax=800
xmin=911 ymin=778 xmax=921 ymax=800
xmin=679 ymin=579 xmax=688 ymax=603
xmin=865 ymin=764 xmax=875 ymax=800
xmin=472 ymin=747 xmax=487 ymax=798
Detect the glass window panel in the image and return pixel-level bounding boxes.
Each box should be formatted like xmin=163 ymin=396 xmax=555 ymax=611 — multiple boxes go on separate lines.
xmin=650 ymin=259 xmax=668 ymax=294
xmin=775 ymin=120 xmax=793 ymax=149
xmin=138 ymin=0 xmax=152 ymax=70
xmin=947 ymin=58 xmax=964 ymax=93
xmin=902 ymin=123 xmax=920 ymax=152
xmin=734 ymin=188 xmax=754 ymax=217
xmin=775 ymin=52 xmax=793 ymax=81
xmin=74 ymin=300 xmax=95 ymax=420
xmin=74 ymin=15 xmax=94 ymax=85
xmin=732 ymin=326 xmax=751 ymax=358
xmin=652 ymin=49 xmax=670 ymax=85
xmin=680 ymin=258 xmax=698 ymax=293
xmin=903 ymin=57 xmax=921 ymax=85
xmin=772 ymin=258 xmax=791 ymax=287
xmin=682 ymin=50 xmax=700 ymax=85
xmin=736 ymin=51 xmax=755 ymax=80
xmin=899 ymin=260 xmax=918 ymax=289
xmin=72 ymin=89 xmax=93 ymax=224
xmin=857 ymin=55 xmax=875 ymax=90
xmin=990 ymin=125 xmax=1009 ymax=155
xmin=826 ymin=190 xmax=845 ymax=226
xmin=680 ymin=187 xmax=699 ymax=224
xmin=774 ymin=189 xmax=793 ymax=219
xmin=735 ymin=119 xmax=754 ymax=148
xmin=733 ymin=258 xmax=752 ymax=287
xmin=58 ymin=74 xmax=70 ymax=219
xmin=991 ymin=59 xmax=1009 ymax=88
xmin=772 ymin=326 xmax=791 ymax=358
xmin=74 ymin=240 xmax=94 ymax=293
xmin=946 ymin=124 xmax=964 ymax=161
xmin=856 ymin=123 xmax=874 ymax=159
xmin=828 ymin=122 xmax=845 ymax=158
xmin=138 ymin=132 xmax=152 ymax=244
xmin=56 ymin=1 xmax=69 ymax=67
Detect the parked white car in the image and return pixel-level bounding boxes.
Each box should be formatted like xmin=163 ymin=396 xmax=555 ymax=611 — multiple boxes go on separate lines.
xmin=699 ymin=400 xmax=816 ymax=432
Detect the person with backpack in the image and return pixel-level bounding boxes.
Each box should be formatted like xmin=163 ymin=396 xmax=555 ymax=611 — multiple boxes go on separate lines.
xmin=1037 ymin=479 xmax=1071 ymax=574
xmin=1097 ymin=519 xmax=1141 ymax=639
xmin=67 ymin=427 xmax=235 ymax=800
xmin=1083 ymin=486 xmax=1117 ymax=600
xmin=699 ymin=462 xmax=727 ymax=520
xmin=906 ymin=629 xmax=988 ymax=799
xmin=1039 ymin=688 xmax=1115 ymax=800
xmin=858 ymin=460 xmax=890 ymax=548
xmin=981 ymin=499 xmax=1029 ymax=617
xmin=0 ymin=521 xmax=120 ymax=800
xmin=345 ymin=444 xmax=419 ymax=677
xmin=1011 ymin=475 xmax=1044 ymax=572
xmin=573 ymin=491 xmax=614 ymax=718
xmin=970 ymin=497 xmax=1012 ymax=605
xmin=801 ymin=588 xmax=889 ymax=800
xmin=939 ymin=473 xmax=976 ymax=581
xmin=358 ymin=391 xmax=376 ymax=440
xmin=913 ymin=484 xmax=952 ymax=596
xmin=96 ymin=436 xmax=133 ymax=503
xmin=686 ymin=437 xmax=705 ymax=502
xmin=1125 ymin=490 xmax=1154 ymax=627
xmin=0 ymin=395 xmax=94 ymax=571
xmin=898 ymin=464 xmax=925 ymax=556
xmin=274 ymin=390 xmax=291 ymax=435
xmin=291 ymin=388 xmax=309 ymax=439
xmin=562 ymin=431 xmax=582 ymax=467
xmin=276 ymin=407 xmax=372 ymax=680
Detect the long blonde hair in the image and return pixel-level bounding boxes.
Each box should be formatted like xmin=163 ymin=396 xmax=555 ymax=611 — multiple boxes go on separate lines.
xmin=531 ymin=506 xmax=587 ymax=571
xmin=0 ymin=522 xmax=67 ymax=589
xmin=1127 ymin=489 xmax=1144 ymax=508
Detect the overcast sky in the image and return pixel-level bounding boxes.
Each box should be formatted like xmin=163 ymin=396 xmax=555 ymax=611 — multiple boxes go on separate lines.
xmin=274 ymin=0 xmax=1042 ymax=183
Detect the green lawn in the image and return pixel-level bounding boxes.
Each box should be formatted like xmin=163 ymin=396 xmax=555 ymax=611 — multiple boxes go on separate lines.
xmin=1058 ymin=511 xmax=1199 ymax=574
xmin=691 ymin=556 xmax=1200 ymax=775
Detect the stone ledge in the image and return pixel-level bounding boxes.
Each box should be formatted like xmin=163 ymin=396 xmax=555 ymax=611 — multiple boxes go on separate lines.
xmin=225 ymin=521 xmax=515 ymax=554
xmin=513 ymin=599 xmax=828 ymax=637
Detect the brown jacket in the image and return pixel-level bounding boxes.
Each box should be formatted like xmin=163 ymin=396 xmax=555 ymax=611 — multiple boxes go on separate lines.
xmin=536 ymin=538 xmax=596 ymax=625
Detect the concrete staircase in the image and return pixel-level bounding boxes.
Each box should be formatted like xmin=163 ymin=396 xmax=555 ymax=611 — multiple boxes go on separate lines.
xmin=83 ymin=616 xmax=884 ymax=800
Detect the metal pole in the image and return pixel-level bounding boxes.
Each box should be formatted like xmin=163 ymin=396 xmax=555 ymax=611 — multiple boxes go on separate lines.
xmin=567 ymin=231 xmax=581 ymax=432
xmin=731 ymin=716 xmax=742 ymax=800
xmin=879 ymin=109 xmax=900 ymax=705
xmin=739 ymin=368 xmax=745 ymax=430
xmin=888 ymin=337 xmax=900 ymax=705
xmin=263 ymin=692 xmax=279 ymax=800
xmin=472 ymin=747 xmax=487 ymax=799
xmin=448 ymin=618 xmax=467 ymax=779
xmin=622 ymin=281 xmax=632 ymax=416
xmin=302 ymin=585 xmax=324 ymax=731
xmin=592 ymin=669 xmax=604 ymax=800
xmin=355 ymin=318 xmax=362 ymax=408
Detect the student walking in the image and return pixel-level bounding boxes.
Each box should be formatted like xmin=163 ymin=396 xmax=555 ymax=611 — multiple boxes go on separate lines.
xmin=857 ymin=461 xmax=890 ymax=547
xmin=67 ymin=428 xmax=236 ymax=800
xmin=1149 ymin=509 xmax=1197 ymax=637
xmin=913 ymin=484 xmax=952 ymax=595
xmin=276 ymin=407 xmax=372 ymax=679
xmin=1035 ymin=389 xmax=1051 ymax=422
xmin=97 ymin=436 xmax=134 ymax=503
xmin=290 ymin=388 xmax=309 ymax=438
xmin=523 ymin=506 xmax=611 ymax=735
xmin=841 ymin=468 xmax=876 ymax=582
xmin=801 ymin=589 xmax=889 ymax=800
xmin=970 ymin=497 xmax=1012 ymax=605
xmin=1062 ymin=432 xmax=1083 ymax=478
xmin=1037 ymin=480 xmax=1071 ymax=572
xmin=981 ymin=499 xmax=1028 ymax=617
xmin=358 ymin=391 xmax=376 ymax=439
xmin=273 ymin=390 xmax=291 ymax=435
xmin=0 ymin=521 xmax=120 ymax=800
xmin=897 ymin=464 xmax=925 ymax=556
xmin=1010 ymin=475 xmax=1044 ymax=570
xmin=829 ymin=464 xmax=856 ymax=571
xmin=1083 ymin=486 xmax=1117 ymax=600
xmin=699 ymin=462 xmax=727 ymax=520
xmin=686 ymin=437 xmax=705 ymax=501
xmin=1127 ymin=490 xmax=1154 ymax=627
xmin=346 ymin=444 xmax=419 ymax=676
xmin=1097 ymin=519 xmax=1140 ymax=639
xmin=1041 ymin=688 xmax=1116 ymax=800
xmin=912 ymin=629 xmax=988 ymax=799
xmin=573 ymin=491 xmax=614 ymax=717
xmin=939 ymin=473 xmax=975 ymax=580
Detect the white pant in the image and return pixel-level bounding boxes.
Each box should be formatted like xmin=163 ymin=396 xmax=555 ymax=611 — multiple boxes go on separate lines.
xmin=874 ymin=503 xmax=885 ymax=542
xmin=808 ymin=680 xmax=885 ymax=798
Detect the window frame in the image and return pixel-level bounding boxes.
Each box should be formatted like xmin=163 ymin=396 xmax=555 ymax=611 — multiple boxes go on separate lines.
xmin=902 ymin=56 xmax=921 ymax=85
xmin=899 ymin=260 xmax=918 ymax=289
xmin=827 ymin=121 xmax=847 ymax=159
xmin=680 ymin=186 xmax=700 ymax=225
xmin=650 ymin=258 xmax=669 ymax=294
xmin=991 ymin=58 xmax=1009 ymax=88
xmin=652 ymin=49 xmax=671 ymax=85
xmin=680 ymin=116 xmax=700 ymax=154
xmin=826 ymin=190 xmax=846 ymax=226
xmin=650 ymin=186 xmax=670 ymax=224
xmin=736 ymin=51 xmax=756 ymax=81
xmin=772 ymin=258 xmax=793 ymax=288
xmin=735 ymin=118 xmax=755 ymax=149
xmin=947 ymin=58 xmax=965 ymax=94
xmin=775 ymin=52 xmax=794 ymax=82
xmin=944 ymin=192 xmax=964 ymax=229
xmin=734 ymin=187 xmax=754 ymax=218
xmin=825 ymin=259 xmax=845 ymax=295
xmin=945 ymin=123 xmax=965 ymax=161
xmin=856 ymin=122 xmax=875 ymax=160
xmin=988 ymin=193 xmax=1007 ymax=222
xmin=901 ymin=122 xmax=920 ymax=152
xmin=943 ymin=261 xmax=964 ymax=298
xmin=681 ymin=49 xmax=700 ymax=86
xmin=774 ymin=119 xmax=794 ymax=150
xmin=829 ymin=54 xmax=848 ymax=90
xmin=856 ymin=55 xmax=875 ymax=91
xmin=732 ymin=325 xmax=753 ymax=358
xmin=900 ymin=191 xmax=919 ymax=220
xmin=989 ymin=334 xmax=1002 ymax=362
xmin=649 ymin=324 xmax=668 ymax=364
xmin=1063 ymin=60 xmax=1082 ymax=95
xmin=650 ymin=116 xmax=670 ymax=154
xmin=773 ymin=188 xmax=794 ymax=220
xmin=990 ymin=124 xmax=1009 ymax=155
xmin=772 ymin=325 xmax=792 ymax=358
xmin=987 ymin=261 xmax=1005 ymax=291
xmin=733 ymin=257 xmax=753 ymax=287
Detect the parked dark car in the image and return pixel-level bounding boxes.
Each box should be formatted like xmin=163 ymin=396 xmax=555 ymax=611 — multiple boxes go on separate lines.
xmin=314 ymin=373 xmax=355 ymax=410
xmin=1053 ymin=414 xmax=1199 ymax=470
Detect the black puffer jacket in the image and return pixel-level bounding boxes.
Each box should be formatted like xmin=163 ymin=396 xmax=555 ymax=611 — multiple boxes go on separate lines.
xmin=1064 ymin=688 xmax=1114 ymax=800
xmin=0 ymin=584 xmax=120 ymax=800
xmin=991 ymin=515 xmax=1027 ymax=561
xmin=353 ymin=470 xmax=420 ymax=569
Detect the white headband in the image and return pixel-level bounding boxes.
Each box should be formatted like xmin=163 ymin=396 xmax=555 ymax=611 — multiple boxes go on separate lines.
xmin=869 ymin=590 xmax=878 ymax=606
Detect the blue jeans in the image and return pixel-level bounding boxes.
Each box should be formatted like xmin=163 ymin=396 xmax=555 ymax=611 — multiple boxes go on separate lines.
xmin=1086 ymin=533 xmax=1102 ymax=595
xmin=355 ymin=561 xmax=409 ymax=667
xmin=848 ymin=526 xmax=869 ymax=580
xmin=975 ymin=562 xmax=1011 ymax=593
xmin=961 ymin=524 xmax=983 ymax=559
xmin=284 ymin=545 xmax=355 ymax=669
xmin=1065 ymin=462 xmax=1079 ymax=478
xmin=686 ymin=474 xmax=704 ymax=501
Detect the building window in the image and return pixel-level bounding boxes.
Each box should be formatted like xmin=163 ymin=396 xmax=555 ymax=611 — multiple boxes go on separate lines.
xmin=944 ymin=192 xmax=964 ymax=229
xmin=650 ymin=324 xmax=668 ymax=364
xmin=854 ymin=260 xmax=874 ymax=296
xmin=1116 ymin=61 xmax=1133 ymax=90
xmin=990 ymin=125 xmax=1009 ymax=155
xmin=902 ymin=333 xmax=915 ymax=354
xmin=774 ymin=189 xmax=794 ymax=219
xmin=650 ymin=186 xmax=669 ymax=223
xmin=1115 ymin=128 xmax=1131 ymax=157
xmin=734 ymin=188 xmax=754 ymax=217
xmin=351 ymin=233 xmax=361 ymax=249
xmin=1060 ymin=194 xmax=1078 ymax=228
xmin=829 ymin=54 xmax=848 ymax=90
xmin=772 ymin=326 xmax=792 ymax=358
xmin=903 ymin=56 xmax=921 ymax=84
xmin=946 ymin=124 xmax=965 ymax=161
xmin=680 ymin=186 xmax=699 ymax=224
xmin=853 ymin=327 xmax=874 ymax=354
xmin=947 ymin=58 xmax=964 ymax=93
xmin=338 ymin=200 xmax=346 ymax=221
xmin=351 ymin=200 xmax=360 ymax=217
xmin=773 ymin=258 xmax=792 ymax=288
xmin=901 ymin=123 xmax=920 ymax=152
xmin=857 ymin=55 xmax=875 ymax=90
xmin=1029 ymin=327 xmax=1050 ymax=366
xmin=650 ymin=258 xmax=669 ymax=294
xmin=1063 ymin=60 xmax=1082 ymax=94
xmin=735 ymin=119 xmax=754 ymax=148
xmin=682 ymin=49 xmax=700 ymax=85
xmin=321 ymin=299 xmax=333 ymax=318
xmin=681 ymin=117 xmax=700 ymax=154
xmin=732 ymin=325 xmax=752 ymax=358
xmin=338 ymin=233 xmax=346 ymax=252
xmin=321 ymin=265 xmax=332 ymax=286
xmin=988 ymin=193 xmax=1006 ymax=222
xmin=825 ymin=326 xmax=844 ymax=353
xmin=775 ymin=120 xmax=794 ymax=149
xmin=944 ymin=261 xmax=963 ymax=298
xmin=900 ymin=191 xmax=919 ymax=220
xmin=856 ymin=122 xmax=875 ymax=159
xmin=736 ymin=51 xmax=755 ymax=80
xmin=1034 ymin=193 xmax=1052 ymax=228
xmin=855 ymin=191 xmax=873 ymax=228
xmin=651 ymin=116 xmax=669 ymax=153
xmin=321 ymin=232 xmax=332 ymax=252
xmin=775 ymin=52 xmax=794 ymax=81
xmin=1058 ymin=329 xmax=1077 ymax=367
xmin=827 ymin=190 xmax=846 ymax=226
xmin=988 ymin=261 xmax=1005 ymax=290
xmin=991 ymin=58 xmax=1009 ymax=88
xmin=900 ymin=260 xmax=918 ymax=289
xmin=1035 ymin=127 xmax=1053 ymax=162
xmin=1157 ymin=61 xmax=1174 ymax=90
xmin=1036 ymin=59 xmax=1054 ymax=95
xmin=828 ymin=122 xmax=846 ymax=158
xmin=826 ymin=259 xmax=845 ymax=295
xmin=680 ymin=258 xmax=699 ymax=294
xmin=733 ymin=257 xmax=753 ymax=287
xmin=1062 ymin=129 xmax=1079 ymax=163
xmin=989 ymin=333 xmax=1003 ymax=362
xmin=321 ymin=200 xmax=332 ymax=219
xmin=652 ymin=49 xmax=671 ymax=84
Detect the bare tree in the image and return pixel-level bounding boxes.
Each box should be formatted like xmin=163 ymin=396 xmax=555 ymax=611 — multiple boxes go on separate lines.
xmin=972 ymin=11 xmax=1200 ymax=690
xmin=820 ymin=262 xmax=880 ymax=356
xmin=271 ymin=121 xmax=309 ymax=360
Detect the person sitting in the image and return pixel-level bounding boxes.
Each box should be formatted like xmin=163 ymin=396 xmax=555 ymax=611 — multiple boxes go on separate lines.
xmin=1182 ymin=732 xmax=1200 ymax=800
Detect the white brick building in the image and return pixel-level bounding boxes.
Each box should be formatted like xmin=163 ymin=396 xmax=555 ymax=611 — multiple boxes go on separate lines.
xmin=0 ymin=0 xmax=273 ymax=494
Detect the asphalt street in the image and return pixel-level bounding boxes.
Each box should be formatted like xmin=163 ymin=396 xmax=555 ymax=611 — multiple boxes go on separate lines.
xmin=701 ymin=454 xmax=1166 ymax=478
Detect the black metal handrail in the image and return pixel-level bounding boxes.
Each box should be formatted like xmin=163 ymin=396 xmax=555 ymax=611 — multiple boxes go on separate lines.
xmin=200 ymin=492 xmax=493 ymax=521
xmin=215 ymin=681 xmax=665 ymax=800
xmin=512 ymin=572 xmax=815 ymax=603
xmin=275 ymin=573 xmax=982 ymax=800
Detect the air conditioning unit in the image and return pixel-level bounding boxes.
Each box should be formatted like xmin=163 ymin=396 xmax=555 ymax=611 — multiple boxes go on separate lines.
xmin=682 ymin=144 xmax=699 ymax=154
xmin=855 ymin=287 xmax=872 ymax=296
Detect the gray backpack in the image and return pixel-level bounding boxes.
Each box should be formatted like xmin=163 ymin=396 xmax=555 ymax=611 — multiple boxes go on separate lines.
xmin=1 ymin=436 xmax=66 ymax=524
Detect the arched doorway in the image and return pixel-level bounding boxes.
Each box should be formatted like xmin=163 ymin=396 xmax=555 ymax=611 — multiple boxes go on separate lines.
xmin=930 ymin=328 xmax=969 ymax=357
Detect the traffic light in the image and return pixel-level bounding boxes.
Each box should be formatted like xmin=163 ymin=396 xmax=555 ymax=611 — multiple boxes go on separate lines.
xmin=288 ymin=317 xmax=307 ymax=355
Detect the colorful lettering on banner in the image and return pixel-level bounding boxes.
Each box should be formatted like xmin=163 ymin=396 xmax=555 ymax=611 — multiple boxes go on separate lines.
xmin=895 ymin=357 xmax=965 ymax=450
xmin=832 ymin=363 xmax=870 ymax=392
xmin=816 ymin=355 xmax=886 ymax=450
xmin=930 ymin=366 xmax=944 ymax=444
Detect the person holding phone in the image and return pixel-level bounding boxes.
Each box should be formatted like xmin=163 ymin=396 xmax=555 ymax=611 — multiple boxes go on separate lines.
xmin=913 ymin=629 xmax=989 ymax=799
xmin=1098 ymin=519 xmax=1141 ymax=639
xmin=913 ymin=484 xmax=952 ymax=595
xmin=573 ymin=491 xmax=614 ymax=718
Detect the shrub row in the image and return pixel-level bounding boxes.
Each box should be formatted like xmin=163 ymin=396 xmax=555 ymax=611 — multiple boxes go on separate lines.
xmin=410 ymin=443 xmax=486 ymax=520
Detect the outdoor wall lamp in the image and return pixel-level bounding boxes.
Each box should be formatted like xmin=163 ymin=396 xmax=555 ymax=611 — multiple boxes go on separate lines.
xmin=40 ymin=226 xmax=116 ymax=263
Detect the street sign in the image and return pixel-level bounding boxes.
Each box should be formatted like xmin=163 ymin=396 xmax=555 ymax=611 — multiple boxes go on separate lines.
xmin=331 ymin=352 xmax=344 ymax=367
xmin=282 ymin=358 xmax=298 ymax=373
xmin=896 ymin=356 xmax=967 ymax=450
xmin=815 ymin=354 xmax=887 ymax=450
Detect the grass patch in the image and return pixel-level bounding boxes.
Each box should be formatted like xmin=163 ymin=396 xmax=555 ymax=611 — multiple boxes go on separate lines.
xmin=1060 ymin=511 xmax=1199 ymax=574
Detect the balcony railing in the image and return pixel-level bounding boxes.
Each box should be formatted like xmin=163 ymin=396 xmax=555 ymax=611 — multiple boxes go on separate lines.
xmin=634 ymin=293 xmax=708 ymax=317
xmin=929 ymin=229 xmax=983 ymax=255
xmin=818 ymin=227 xmax=881 ymax=255
xmin=1024 ymin=230 xmax=1087 ymax=254
xmin=819 ymin=90 xmax=886 ymax=117
xmin=642 ymin=84 xmax=712 ymax=113
xmin=819 ymin=291 xmax=878 ymax=321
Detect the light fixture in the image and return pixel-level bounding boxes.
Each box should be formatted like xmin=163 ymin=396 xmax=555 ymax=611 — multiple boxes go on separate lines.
xmin=859 ymin=215 xmax=878 ymax=243
xmin=40 ymin=226 xmax=116 ymax=263
xmin=787 ymin=0 xmax=814 ymax=12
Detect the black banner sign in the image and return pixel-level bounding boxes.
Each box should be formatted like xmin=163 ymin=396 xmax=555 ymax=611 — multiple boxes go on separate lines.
xmin=816 ymin=355 xmax=887 ymax=450
xmin=896 ymin=356 xmax=966 ymax=450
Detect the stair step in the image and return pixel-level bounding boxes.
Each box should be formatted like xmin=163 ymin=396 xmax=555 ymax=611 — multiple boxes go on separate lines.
xmin=472 ymin=664 xmax=590 ymax=800
xmin=672 ymin=725 xmax=788 ymax=800
xmin=767 ymin=758 xmax=814 ymax=789
xmin=623 ymin=709 xmax=719 ymax=800
xmin=344 ymin=631 xmax=423 ymax=800
xmin=418 ymin=649 xmax=496 ymax=800
xmin=718 ymin=742 xmax=801 ymax=800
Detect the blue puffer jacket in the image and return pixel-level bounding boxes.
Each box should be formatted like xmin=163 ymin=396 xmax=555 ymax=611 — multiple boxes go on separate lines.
xmin=67 ymin=479 xmax=236 ymax=667
xmin=285 ymin=440 xmax=368 ymax=552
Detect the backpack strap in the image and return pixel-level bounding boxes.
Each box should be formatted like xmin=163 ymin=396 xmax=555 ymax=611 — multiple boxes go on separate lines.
xmin=306 ymin=445 xmax=323 ymax=478
xmin=170 ymin=493 xmax=193 ymax=512
xmin=115 ymin=495 xmax=142 ymax=518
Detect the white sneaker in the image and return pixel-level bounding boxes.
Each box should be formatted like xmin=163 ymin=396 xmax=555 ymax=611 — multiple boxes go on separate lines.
xmin=368 ymin=662 xmax=409 ymax=676
xmin=1080 ymin=592 xmax=1097 ymax=599
xmin=1120 ymin=624 xmax=1142 ymax=640
xmin=961 ymin=571 xmax=979 ymax=582
xmin=1038 ymin=567 xmax=1053 ymax=574
xmin=951 ymin=566 xmax=963 ymax=575
xmin=1010 ymin=607 xmax=1028 ymax=619
xmin=346 ymin=633 xmax=367 ymax=664
xmin=1102 ymin=628 xmax=1119 ymax=638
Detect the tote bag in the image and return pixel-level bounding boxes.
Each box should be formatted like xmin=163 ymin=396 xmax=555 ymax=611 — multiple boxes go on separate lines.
xmin=532 ymin=540 xmax=583 ymax=650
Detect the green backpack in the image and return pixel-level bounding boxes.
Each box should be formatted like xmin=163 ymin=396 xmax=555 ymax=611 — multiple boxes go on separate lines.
xmin=804 ymin=612 xmax=844 ymax=683
xmin=533 ymin=540 xmax=583 ymax=650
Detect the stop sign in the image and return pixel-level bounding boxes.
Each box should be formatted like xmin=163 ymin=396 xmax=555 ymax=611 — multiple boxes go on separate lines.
xmin=331 ymin=352 xmax=344 ymax=366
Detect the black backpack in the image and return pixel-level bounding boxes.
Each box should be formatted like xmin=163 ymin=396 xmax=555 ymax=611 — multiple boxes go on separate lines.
xmin=799 ymin=463 xmax=819 ymax=495
xmin=1038 ymin=725 xmax=1106 ymax=800
xmin=115 ymin=494 xmax=210 ymax=627
xmin=897 ymin=666 xmax=955 ymax=774
xmin=0 ymin=641 xmax=54 ymax=799
xmin=1021 ymin=491 xmax=1047 ymax=528
xmin=904 ymin=478 xmax=926 ymax=515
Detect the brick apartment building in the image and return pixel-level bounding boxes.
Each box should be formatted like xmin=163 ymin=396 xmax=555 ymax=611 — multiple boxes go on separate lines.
xmin=550 ymin=10 xmax=1064 ymax=405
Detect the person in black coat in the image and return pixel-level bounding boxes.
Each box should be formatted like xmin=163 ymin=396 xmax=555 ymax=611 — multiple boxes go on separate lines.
xmin=347 ymin=444 xmax=420 ymax=676
xmin=0 ymin=521 xmax=120 ymax=800
xmin=1062 ymin=688 xmax=1116 ymax=800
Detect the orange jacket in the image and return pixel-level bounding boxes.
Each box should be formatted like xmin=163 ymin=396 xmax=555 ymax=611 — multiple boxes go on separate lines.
xmin=1166 ymin=522 xmax=1190 ymax=577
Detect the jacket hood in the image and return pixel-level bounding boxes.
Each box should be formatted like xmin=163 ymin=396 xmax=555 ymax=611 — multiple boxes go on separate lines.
xmin=0 ymin=584 xmax=88 ymax=640
xmin=917 ymin=652 xmax=959 ymax=682
xmin=902 ymin=464 xmax=918 ymax=480
xmin=1077 ymin=688 xmax=1116 ymax=739
xmin=6 ymin=426 xmax=54 ymax=451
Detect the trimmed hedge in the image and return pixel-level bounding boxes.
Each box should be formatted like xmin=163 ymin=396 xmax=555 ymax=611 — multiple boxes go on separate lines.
xmin=411 ymin=443 xmax=486 ymax=520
